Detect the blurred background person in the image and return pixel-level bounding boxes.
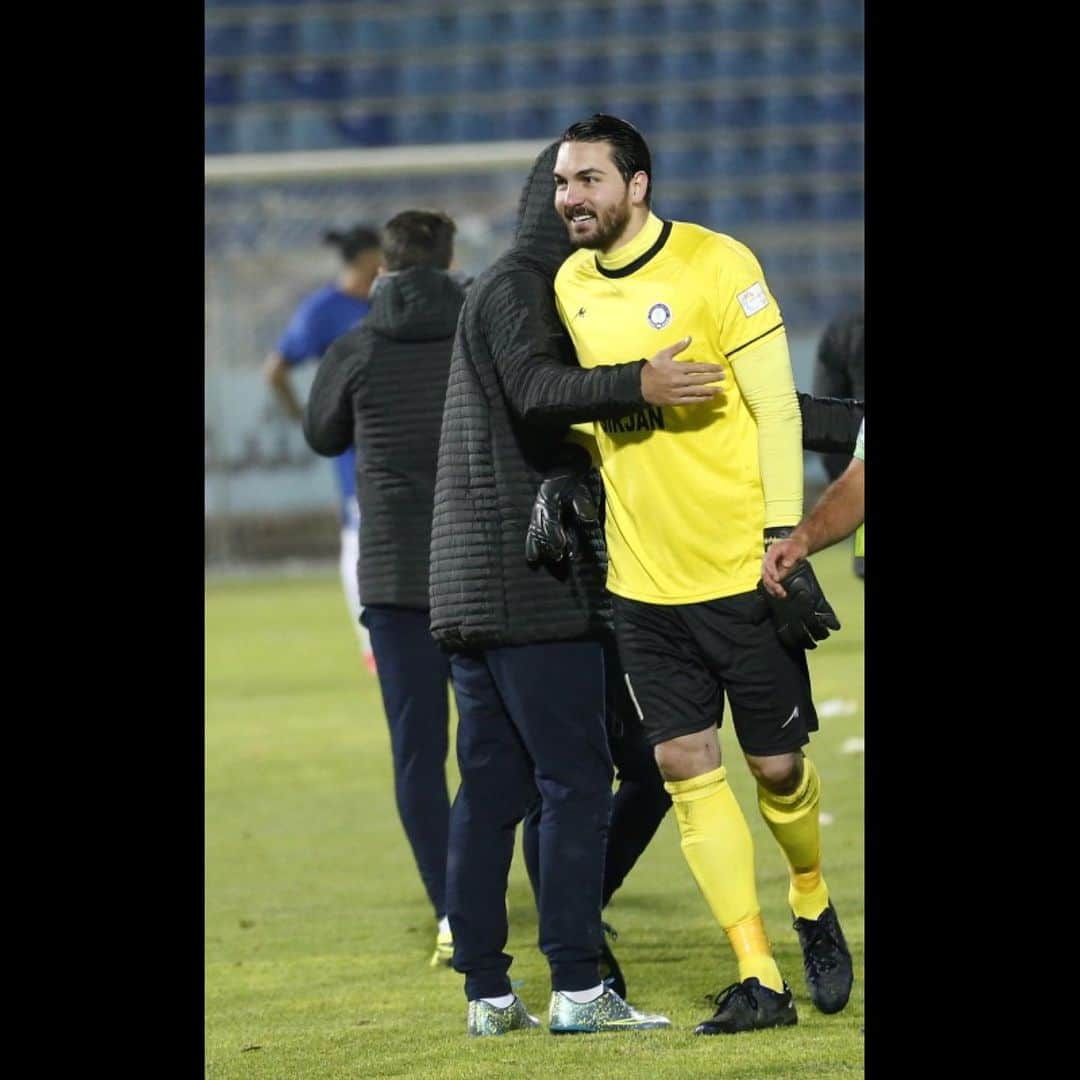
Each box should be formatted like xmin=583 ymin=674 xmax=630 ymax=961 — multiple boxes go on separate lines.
xmin=262 ymin=224 xmax=383 ymax=670
xmin=812 ymin=307 xmax=864 ymax=578
xmin=303 ymin=210 xmax=465 ymax=969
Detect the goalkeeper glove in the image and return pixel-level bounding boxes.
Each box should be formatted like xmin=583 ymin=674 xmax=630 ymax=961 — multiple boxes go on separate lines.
xmin=756 ymin=559 xmax=841 ymax=650
xmin=525 ymin=467 xmax=599 ymax=567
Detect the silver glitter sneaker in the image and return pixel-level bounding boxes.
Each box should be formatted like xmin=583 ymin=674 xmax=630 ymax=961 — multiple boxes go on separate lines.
xmin=467 ymin=996 xmax=541 ymax=1036
xmin=548 ymin=987 xmax=671 ymax=1034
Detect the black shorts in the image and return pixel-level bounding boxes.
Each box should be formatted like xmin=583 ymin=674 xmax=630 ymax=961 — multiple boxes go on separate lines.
xmin=611 ymin=590 xmax=819 ymax=757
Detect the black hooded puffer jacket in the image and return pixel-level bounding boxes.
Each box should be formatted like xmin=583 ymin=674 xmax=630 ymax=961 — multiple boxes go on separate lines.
xmin=428 ymin=141 xmax=648 ymax=650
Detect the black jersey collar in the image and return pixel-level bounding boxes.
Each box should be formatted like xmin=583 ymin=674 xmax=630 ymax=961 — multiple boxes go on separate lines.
xmin=595 ymin=220 xmax=673 ymax=279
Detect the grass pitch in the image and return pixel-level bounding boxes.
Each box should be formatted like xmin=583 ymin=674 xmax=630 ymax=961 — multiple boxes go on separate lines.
xmin=206 ymin=543 xmax=864 ymax=1078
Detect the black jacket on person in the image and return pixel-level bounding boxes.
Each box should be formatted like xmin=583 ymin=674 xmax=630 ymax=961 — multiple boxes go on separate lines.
xmin=812 ymin=308 xmax=865 ymax=480
xmin=304 ymin=266 xmax=467 ymax=610
xmin=428 ymin=142 xmax=649 ymax=651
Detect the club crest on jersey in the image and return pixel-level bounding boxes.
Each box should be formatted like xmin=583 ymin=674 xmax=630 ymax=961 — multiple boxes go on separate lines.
xmin=647 ymin=302 xmax=672 ymax=329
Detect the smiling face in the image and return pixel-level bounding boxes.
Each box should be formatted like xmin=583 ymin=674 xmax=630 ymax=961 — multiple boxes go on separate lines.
xmin=553 ymin=140 xmax=649 ymax=252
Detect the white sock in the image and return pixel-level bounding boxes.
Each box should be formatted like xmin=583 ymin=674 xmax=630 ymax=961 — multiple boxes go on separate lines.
xmin=437 ymin=915 xmax=450 ymax=936
xmin=479 ymin=993 xmax=515 ymax=1009
xmin=560 ymin=984 xmax=604 ymax=1004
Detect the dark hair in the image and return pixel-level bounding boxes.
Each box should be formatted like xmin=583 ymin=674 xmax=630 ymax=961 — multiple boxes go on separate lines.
xmin=323 ymin=224 xmax=381 ymax=263
xmin=561 ymin=114 xmax=653 ymax=207
xmin=381 ymin=209 xmax=456 ymax=271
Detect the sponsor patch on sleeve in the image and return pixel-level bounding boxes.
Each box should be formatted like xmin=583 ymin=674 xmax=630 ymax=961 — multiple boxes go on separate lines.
xmin=736 ymin=282 xmax=769 ymax=318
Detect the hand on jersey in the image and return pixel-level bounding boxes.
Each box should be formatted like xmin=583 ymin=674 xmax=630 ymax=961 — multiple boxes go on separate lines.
xmin=525 ymin=468 xmax=600 ymax=567
xmin=757 ymin=559 xmax=841 ymax=650
xmin=641 ymin=336 xmax=726 ymax=407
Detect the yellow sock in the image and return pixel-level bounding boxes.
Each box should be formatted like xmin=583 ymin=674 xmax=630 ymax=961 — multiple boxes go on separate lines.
xmin=665 ymin=766 xmax=784 ymax=992
xmin=756 ymin=756 xmax=830 ymax=920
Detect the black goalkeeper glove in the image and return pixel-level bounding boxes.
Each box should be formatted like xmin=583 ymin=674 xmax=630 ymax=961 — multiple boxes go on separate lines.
xmin=756 ymin=558 xmax=841 ymax=650
xmin=525 ymin=468 xmax=599 ymax=567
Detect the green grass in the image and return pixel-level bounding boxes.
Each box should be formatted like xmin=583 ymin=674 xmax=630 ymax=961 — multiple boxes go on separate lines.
xmin=206 ymin=544 xmax=864 ymax=1078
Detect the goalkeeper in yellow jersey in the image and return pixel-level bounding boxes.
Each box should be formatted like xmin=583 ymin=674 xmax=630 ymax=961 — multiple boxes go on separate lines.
xmin=541 ymin=115 xmax=853 ymax=1035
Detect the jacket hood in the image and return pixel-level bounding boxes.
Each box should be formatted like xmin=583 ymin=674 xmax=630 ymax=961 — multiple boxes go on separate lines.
xmin=513 ymin=139 xmax=573 ymax=276
xmin=366 ymin=266 xmax=467 ymax=342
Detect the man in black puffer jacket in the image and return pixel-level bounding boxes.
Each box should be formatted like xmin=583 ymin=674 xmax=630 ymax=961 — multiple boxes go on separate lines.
xmin=304 ymin=209 xmax=466 ymax=969
xmin=430 ymin=142 xmax=729 ymax=1036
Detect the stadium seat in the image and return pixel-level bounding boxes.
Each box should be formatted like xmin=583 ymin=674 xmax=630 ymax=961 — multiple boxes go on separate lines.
xmin=820 ymin=0 xmax=865 ymax=29
xmin=244 ymin=19 xmax=297 ymax=57
xmin=508 ymin=54 xmax=561 ymax=91
xmin=653 ymin=145 xmax=709 ymax=182
xmin=448 ymin=108 xmax=509 ymax=143
xmin=457 ymin=10 xmax=512 ymax=44
xmin=603 ymin=97 xmax=660 ymax=134
xmin=562 ymin=3 xmax=613 ymax=37
xmin=507 ymin=6 xmax=558 ymax=42
xmin=657 ymin=194 xmax=711 ymax=225
xmin=292 ymin=65 xmax=345 ymax=101
xmin=820 ymin=36 xmax=865 ymax=77
xmin=818 ymin=138 xmax=864 ymax=173
xmin=714 ymin=1 xmax=771 ymax=31
xmin=506 ymin=103 xmax=558 ymax=140
xmin=611 ymin=3 xmax=666 ymax=36
xmin=713 ymin=94 xmax=767 ymax=130
xmin=238 ymin=66 xmax=294 ymax=104
xmin=706 ymin=191 xmax=763 ymax=229
xmin=763 ymin=92 xmax=820 ymax=126
xmin=455 ymin=56 xmax=508 ymax=94
xmin=761 ymin=187 xmax=817 ymax=223
xmin=205 ymin=23 xmax=247 ymax=59
xmin=205 ymin=70 xmax=239 ymax=107
xmin=664 ymin=1 xmax=720 ymax=33
xmin=711 ymin=141 xmax=766 ymax=179
xmin=763 ymin=140 xmax=819 ymax=177
xmin=609 ymin=49 xmax=665 ymax=88
xmin=343 ymin=64 xmax=396 ymax=99
xmin=297 ymin=16 xmax=350 ymax=54
xmin=204 ymin=118 xmax=235 ymax=156
xmin=559 ymin=51 xmax=612 ymax=88
xmin=338 ymin=108 xmax=394 ymax=147
xmin=399 ymin=60 xmax=456 ymax=96
xmin=763 ymin=38 xmax=819 ymax=77
xmin=769 ymin=0 xmax=820 ymax=31
xmin=661 ymin=47 xmax=717 ymax=83
xmin=288 ymin=106 xmax=342 ymax=150
xmin=400 ymin=13 xmax=458 ymax=48
xmin=346 ymin=15 xmax=398 ymax=52
xmin=815 ymin=186 xmax=864 ymax=222
xmin=233 ymin=110 xmax=290 ymax=153
xmin=393 ymin=110 xmax=454 ymax=145
xmin=816 ymin=89 xmax=864 ymax=124
xmin=655 ymin=96 xmax=716 ymax=133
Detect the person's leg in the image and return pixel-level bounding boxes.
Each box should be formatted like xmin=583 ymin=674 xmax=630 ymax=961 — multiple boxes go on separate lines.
xmin=446 ymin=651 xmax=537 ymax=1004
xmin=612 ymin=595 xmax=795 ymax=1035
xmin=363 ymin=606 xmax=452 ymax=929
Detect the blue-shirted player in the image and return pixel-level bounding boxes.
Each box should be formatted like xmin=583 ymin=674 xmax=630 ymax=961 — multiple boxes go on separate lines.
xmin=262 ymin=224 xmax=382 ymax=671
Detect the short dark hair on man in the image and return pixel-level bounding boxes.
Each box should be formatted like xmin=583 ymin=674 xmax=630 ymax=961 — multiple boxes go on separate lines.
xmin=382 ymin=210 xmax=456 ymax=271
xmin=561 ymin=114 xmax=653 ymax=207
xmin=323 ymin=224 xmax=381 ymax=263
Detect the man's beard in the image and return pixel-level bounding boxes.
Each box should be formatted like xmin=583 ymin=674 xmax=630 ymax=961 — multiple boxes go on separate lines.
xmin=566 ymin=197 xmax=633 ymax=251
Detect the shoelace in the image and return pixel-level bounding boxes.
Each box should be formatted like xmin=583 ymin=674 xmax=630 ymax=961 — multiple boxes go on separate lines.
xmin=800 ymin=918 xmax=841 ymax=975
xmin=705 ymin=981 xmax=757 ymax=1013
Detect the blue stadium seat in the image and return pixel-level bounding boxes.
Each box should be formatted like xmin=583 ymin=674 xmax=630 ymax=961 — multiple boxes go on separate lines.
xmin=238 ymin=67 xmax=295 ymax=104
xmin=288 ymin=106 xmax=342 ymax=150
xmin=706 ymin=191 xmax=763 ymax=229
xmin=343 ymin=64 xmax=396 ymax=99
xmin=233 ymin=111 xmax=290 ymax=153
xmin=204 ymin=118 xmax=235 ymax=156
xmin=609 ymin=49 xmax=665 ymax=87
xmin=763 ymin=92 xmax=819 ymax=126
xmin=448 ymin=107 xmax=510 ymax=143
xmin=814 ymin=246 xmax=864 ymax=275
xmin=763 ymin=141 xmax=819 ymax=177
xmin=665 ymin=1 xmax=720 ymax=33
xmin=205 ymin=70 xmax=239 ymax=107
xmin=815 ymin=186 xmax=864 ymax=221
xmin=338 ymin=108 xmax=393 ymax=147
xmin=399 ymin=13 xmax=457 ymax=48
xmin=603 ymin=98 xmax=660 ymax=134
xmin=506 ymin=103 xmax=558 ymax=140
xmin=205 ymin=23 xmax=247 ymax=59
xmin=655 ymin=96 xmax=716 ymax=133
xmin=713 ymin=94 xmax=767 ymax=130
xmin=292 ymin=65 xmax=345 ymax=102
xmin=393 ymin=110 xmax=454 ymax=145
xmin=657 ymin=194 xmax=711 ymax=225
xmin=661 ymin=47 xmax=717 ymax=83
xmin=559 ymin=52 xmax=612 ymax=88
xmin=817 ymin=139 xmax=863 ymax=173
xmin=455 ymin=56 xmax=508 ymax=94
xmin=297 ymin=16 xmax=350 ymax=54
xmin=761 ymin=187 xmax=817 ymax=223
xmin=507 ymin=6 xmax=559 ymax=42
xmin=346 ymin=15 xmax=398 ymax=52
xmin=714 ymin=1 xmax=771 ymax=31
xmin=399 ymin=60 xmax=456 ymax=96
xmin=457 ymin=10 xmax=512 ymax=44
xmin=820 ymin=0 xmax=865 ymax=29
xmin=562 ymin=3 xmax=614 ymax=37
xmin=769 ymin=0 xmax=820 ymax=30
xmin=819 ymin=37 xmax=865 ymax=77
xmin=710 ymin=142 xmax=766 ymax=179
xmin=507 ymin=55 xmax=561 ymax=92
xmin=816 ymin=89 xmax=864 ymax=125
xmin=244 ymin=19 xmax=297 ymax=57
xmin=611 ymin=3 xmax=666 ymax=36
xmin=763 ymin=38 xmax=819 ymax=77
xmin=653 ymin=145 xmax=710 ymax=182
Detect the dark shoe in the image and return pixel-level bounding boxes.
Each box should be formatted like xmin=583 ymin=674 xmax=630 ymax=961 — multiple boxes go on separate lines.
xmin=793 ymin=901 xmax=853 ymax=1014
xmin=694 ymin=978 xmax=798 ymax=1035
xmin=599 ymin=921 xmax=627 ymax=1000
